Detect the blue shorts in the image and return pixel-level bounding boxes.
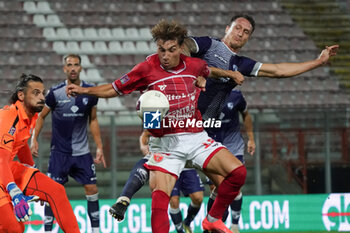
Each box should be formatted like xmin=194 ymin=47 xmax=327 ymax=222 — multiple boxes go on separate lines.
xmin=171 ymin=169 xmax=204 ymax=197
xmin=206 ymin=155 xmax=244 ymax=185
xmin=47 ymin=151 xmax=97 ymax=185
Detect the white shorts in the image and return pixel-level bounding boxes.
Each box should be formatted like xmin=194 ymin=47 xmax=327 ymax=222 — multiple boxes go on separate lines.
xmin=145 ymin=131 xmax=226 ymax=177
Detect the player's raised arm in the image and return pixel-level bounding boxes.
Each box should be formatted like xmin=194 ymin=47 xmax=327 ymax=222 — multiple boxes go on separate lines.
xmin=66 ymin=83 xmax=119 ymax=98
xmin=258 ymin=45 xmax=339 ymax=78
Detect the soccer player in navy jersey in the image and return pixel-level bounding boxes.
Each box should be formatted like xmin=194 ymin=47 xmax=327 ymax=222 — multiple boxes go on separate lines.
xmin=31 ymin=54 xmax=106 ymax=233
xmin=205 ymin=89 xmax=255 ymax=233
xmin=66 ymin=19 xmax=248 ymax=233
xmin=183 ymin=14 xmax=338 ymax=233
xmin=184 ymin=14 xmax=338 ymax=121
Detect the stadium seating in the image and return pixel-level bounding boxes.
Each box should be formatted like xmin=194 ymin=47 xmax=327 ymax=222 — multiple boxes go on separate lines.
xmin=0 ymin=0 xmax=348 ymax=198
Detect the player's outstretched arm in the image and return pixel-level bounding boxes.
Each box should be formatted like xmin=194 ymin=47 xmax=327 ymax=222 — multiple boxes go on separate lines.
xmin=258 ymin=45 xmax=339 ymax=78
xmin=66 ymin=83 xmax=119 ymax=98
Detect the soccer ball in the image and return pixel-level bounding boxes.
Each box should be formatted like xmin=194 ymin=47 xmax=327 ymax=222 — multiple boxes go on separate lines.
xmin=136 ymin=90 xmax=169 ymax=120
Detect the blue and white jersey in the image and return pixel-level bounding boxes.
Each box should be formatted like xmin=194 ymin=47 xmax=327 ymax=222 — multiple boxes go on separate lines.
xmin=45 ymin=80 xmax=98 ymax=156
xmin=190 ymin=36 xmax=262 ymax=119
xmin=206 ymin=90 xmax=247 ymax=156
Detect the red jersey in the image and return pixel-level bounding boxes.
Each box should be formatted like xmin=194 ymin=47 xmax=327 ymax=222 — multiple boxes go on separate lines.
xmin=112 ymin=54 xmax=210 ymax=137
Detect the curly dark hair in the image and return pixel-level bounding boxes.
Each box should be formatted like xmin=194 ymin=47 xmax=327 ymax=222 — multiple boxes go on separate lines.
xmin=151 ymin=19 xmax=188 ymax=45
xmin=10 ymin=73 xmax=43 ymax=104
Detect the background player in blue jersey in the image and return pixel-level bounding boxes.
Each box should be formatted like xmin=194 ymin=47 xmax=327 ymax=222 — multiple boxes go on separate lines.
xmin=31 ymin=54 xmax=106 ymax=233
xmin=205 ymin=89 xmax=255 ymax=233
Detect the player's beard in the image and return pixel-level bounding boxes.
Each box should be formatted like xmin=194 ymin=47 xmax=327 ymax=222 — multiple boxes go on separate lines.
xmin=25 ymin=100 xmax=45 ymax=113
xmin=32 ymin=105 xmax=44 ymax=113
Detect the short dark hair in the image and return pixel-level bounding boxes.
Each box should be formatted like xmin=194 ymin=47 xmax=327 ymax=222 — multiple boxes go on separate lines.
xmin=151 ymin=19 xmax=188 ymax=45
xmin=10 ymin=74 xmax=43 ymax=104
xmin=230 ymin=14 xmax=256 ymax=34
xmin=64 ymin=54 xmax=81 ymax=65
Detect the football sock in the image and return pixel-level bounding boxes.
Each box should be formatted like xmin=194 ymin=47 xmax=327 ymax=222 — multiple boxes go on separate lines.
xmin=44 ymin=204 xmax=54 ymax=231
xmin=87 ymin=193 xmax=100 ymax=229
xmin=184 ymin=201 xmax=201 ymax=226
xmin=208 ymin=165 xmax=246 ymax=220
xmin=151 ymin=190 xmax=170 ymax=233
xmin=169 ymin=207 xmax=184 ymax=232
xmin=230 ymin=192 xmax=243 ymax=224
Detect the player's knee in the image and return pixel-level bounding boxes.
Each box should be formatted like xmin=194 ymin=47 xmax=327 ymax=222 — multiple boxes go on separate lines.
xmin=191 ymin=192 xmax=203 ymax=205
xmin=84 ymin=184 xmax=98 ymax=195
xmin=229 ymin=165 xmax=247 ymax=187
xmin=136 ymin=167 xmax=149 ymax=185
xmin=169 ymin=197 xmax=179 ymax=208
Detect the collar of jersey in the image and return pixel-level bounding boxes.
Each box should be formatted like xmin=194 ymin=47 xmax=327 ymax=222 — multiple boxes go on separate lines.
xmin=14 ymin=100 xmax=38 ymax=125
xmin=221 ymin=40 xmax=238 ymax=55
xmin=65 ymin=79 xmax=83 ymax=86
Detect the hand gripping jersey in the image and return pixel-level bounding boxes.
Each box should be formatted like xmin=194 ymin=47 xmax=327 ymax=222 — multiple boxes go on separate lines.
xmin=113 ymin=54 xmax=210 ymax=137
xmin=190 ymin=36 xmax=262 ymax=120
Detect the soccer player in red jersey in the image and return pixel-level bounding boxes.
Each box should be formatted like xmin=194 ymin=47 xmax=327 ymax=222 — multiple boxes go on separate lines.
xmin=67 ymin=20 xmax=246 ymax=233
xmin=0 ymin=74 xmax=80 ymax=232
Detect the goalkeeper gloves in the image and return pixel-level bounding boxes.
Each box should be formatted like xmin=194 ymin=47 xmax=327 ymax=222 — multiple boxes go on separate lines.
xmin=6 ymin=182 xmax=39 ymax=222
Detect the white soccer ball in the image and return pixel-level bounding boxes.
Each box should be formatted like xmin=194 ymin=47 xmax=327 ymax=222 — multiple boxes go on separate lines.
xmin=136 ymin=90 xmax=169 ymax=120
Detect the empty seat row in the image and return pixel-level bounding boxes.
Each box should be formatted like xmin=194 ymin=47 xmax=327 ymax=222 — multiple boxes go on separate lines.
xmin=53 ymin=11 xmax=294 ymax=27
xmin=43 ymin=27 xmax=152 ymax=41
xmin=23 ymin=1 xmax=53 ymax=14
xmin=0 ymin=38 xmax=52 ymax=52
xmin=240 ymin=78 xmax=340 ymax=93
xmin=43 ymin=1 xmax=283 ymax=14
xmin=242 ymin=37 xmax=317 ymax=51
xmin=0 ymin=52 xmax=62 ymax=66
xmin=52 ymin=41 xmax=156 ymax=55
xmin=245 ymin=91 xmax=349 ymax=108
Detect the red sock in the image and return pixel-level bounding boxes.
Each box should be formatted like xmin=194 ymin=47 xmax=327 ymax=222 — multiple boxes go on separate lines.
xmin=209 ymin=165 xmax=246 ymax=219
xmin=151 ymin=190 xmax=170 ymax=233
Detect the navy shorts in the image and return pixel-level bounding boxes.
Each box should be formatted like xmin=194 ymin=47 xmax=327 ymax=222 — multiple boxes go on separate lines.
xmin=47 ymin=151 xmax=97 ymax=185
xmin=171 ymin=169 xmax=204 ymax=197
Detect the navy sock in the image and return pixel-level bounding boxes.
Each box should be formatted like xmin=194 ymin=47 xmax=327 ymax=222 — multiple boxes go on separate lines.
xmin=87 ymin=193 xmax=100 ymax=228
xmin=230 ymin=193 xmax=243 ymax=224
xmin=208 ymin=192 xmax=229 ymax=222
xmin=120 ymin=158 xmax=149 ymax=199
xmin=207 ymin=196 xmax=214 ymax=214
xmin=169 ymin=207 xmax=184 ymax=233
xmin=184 ymin=202 xmax=200 ymax=226
xmin=44 ymin=204 xmax=54 ymax=231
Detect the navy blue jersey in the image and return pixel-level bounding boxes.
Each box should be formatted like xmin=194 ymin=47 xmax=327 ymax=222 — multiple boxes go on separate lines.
xmin=206 ymin=90 xmax=247 ymax=156
xmin=191 ymin=36 xmax=261 ymax=119
xmin=45 ymin=80 xmax=98 ymax=155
